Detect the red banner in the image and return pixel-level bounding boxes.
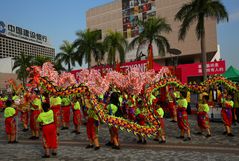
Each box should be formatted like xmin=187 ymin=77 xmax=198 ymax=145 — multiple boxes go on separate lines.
xmin=177 ymin=60 xmax=226 ymax=83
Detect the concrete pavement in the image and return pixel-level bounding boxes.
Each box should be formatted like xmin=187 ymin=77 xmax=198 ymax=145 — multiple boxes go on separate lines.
xmin=1 ymin=112 xmax=239 ymax=160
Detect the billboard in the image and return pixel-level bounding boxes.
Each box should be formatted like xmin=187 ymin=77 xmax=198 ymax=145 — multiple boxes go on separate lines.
xmin=122 ymin=0 xmax=156 ymax=38
xmin=0 ymin=20 xmax=51 ymax=47
xmin=177 ymin=60 xmax=226 ymax=83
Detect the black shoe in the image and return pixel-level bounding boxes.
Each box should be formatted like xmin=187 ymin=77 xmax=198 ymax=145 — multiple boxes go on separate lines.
xmin=71 ymin=130 xmax=77 ymax=133
xmin=222 ymin=131 xmax=227 ymax=135
xmin=52 ymin=152 xmax=57 ymax=156
xmin=153 ymin=138 xmax=159 ymax=142
xmin=183 ymin=137 xmax=191 ymax=141
xmin=206 ymin=134 xmax=211 ymax=138
xmin=170 ymin=120 xmax=177 ymax=123
xmin=176 ymin=136 xmax=185 ymax=139
xmin=195 ymin=132 xmax=203 ymax=135
xmin=227 ymin=133 xmax=234 ymax=137
xmin=112 ymin=145 xmax=120 ymax=150
xmin=42 ymin=155 xmax=50 ymax=158
xmin=61 ymin=127 xmax=67 ymax=130
xmin=142 ymin=140 xmax=147 ymax=144
xmin=34 ymin=137 xmax=39 ymax=140
xmin=12 ymin=140 xmax=18 ymax=144
xmin=105 ymin=141 xmax=113 ymax=146
xmin=8 ymin=141 xmax=12 ymax=144
xmin=75 ymin=132 xmax=81 ymax=135
xmin=94 ymin=146 xmax=100 ymax=151
xmin=29 ymin=136 xmax=36 ymax=140
xmin=159 ymin=140 xmax=166 ymax=144
xmin=137 ymin=140 xmax=142 ymax=144
xmin=85 ymin=144 xmax=94 ymax=149
xmin=22 ymin=128 xmax=29 ymax=132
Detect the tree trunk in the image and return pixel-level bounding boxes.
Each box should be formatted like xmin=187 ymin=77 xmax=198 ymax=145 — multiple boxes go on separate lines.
xmin=88 ymin=62 xmax=91 ymax=69
xmin=88 ymin=54 xmax=91 ymax=69
xmin=68 ymin=63 xmax=71 ymax=72
xmin=22 ymin=77 xmax=25 ymax=89
xmin=201 ymin=31 xmax=207 ymax=81
xmin=148 ymin=43 xmax=153 ymax=70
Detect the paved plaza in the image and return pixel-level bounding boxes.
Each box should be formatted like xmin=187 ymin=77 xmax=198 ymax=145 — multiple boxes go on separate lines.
xmin=1 ymin=112 xmax=239 ymax=160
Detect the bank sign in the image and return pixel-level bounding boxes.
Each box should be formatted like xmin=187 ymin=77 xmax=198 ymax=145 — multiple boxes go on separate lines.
xmin=0 ymin=21 xmax=51 ymax=47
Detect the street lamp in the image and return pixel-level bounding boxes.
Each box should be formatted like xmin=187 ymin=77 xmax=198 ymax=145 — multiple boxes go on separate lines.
xmin=168 ymin=48 xmax=182 ymax=73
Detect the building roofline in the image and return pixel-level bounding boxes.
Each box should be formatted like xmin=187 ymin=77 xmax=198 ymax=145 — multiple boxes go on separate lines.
xmin=86 ymin=0 xmax=119 ymax=14
xmin=0 ymin=34 xmax=54 ymax=50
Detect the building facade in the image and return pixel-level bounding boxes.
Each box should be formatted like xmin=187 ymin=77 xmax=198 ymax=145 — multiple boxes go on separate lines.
xmin=0 ymin=21 xmax=55 ymax=60
xmin=86 ymin=0 xmax=218 ymax=66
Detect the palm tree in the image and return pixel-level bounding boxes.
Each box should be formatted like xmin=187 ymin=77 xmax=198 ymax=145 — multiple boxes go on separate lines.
xmin=12 ymin=53 xmax=33 ymax=87
xmin=32 ymin=55 xmax=52 ymax=66
xmin=74 ymin=29 xmax=104 ymax=68
xmin=129 ymin=16 xmax=171 ymax=69
xmin=175 ymin=0 xmax=228 ymax=80
xmin=55 ymin=40 xmax=76 ymax=72
xmin=103 ymin=31 xmax=128 ymax=65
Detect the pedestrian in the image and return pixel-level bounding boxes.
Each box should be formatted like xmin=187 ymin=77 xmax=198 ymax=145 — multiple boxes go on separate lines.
xmin=135 ymin=99 xmax=147 ymax=144
xmin=50 ymin=95 xmax=62 ymax=135
xmin=221 ymin=92 xmax=234 ymax=136
xmin=20 ymin=92 xmax=30 ymax=132
xmin=85 ymin=94 xmax=100 ymax=150
xmin=167 ymin=86 xmax=177 ymax=122
xmin=186 ymin=90 xmax=191 ymax=114
xmin=29 ymin=91 xmax=41 ymax=140
xmin=61 ymin=96 xmax=71 ymax=130
xmin=20 ymin=107 xmax=29 ymax=132
xmin=176 ymin=91 xmax=191 ymax=141
xmin=233 ymin=90 xmax=239 ymax=125
xmin=127 ymin=95 xmax=136 ymax=121
xmin=105 ymin=92 xmax=120 ymax=150
xmin=196 ymin=95 xmax=211 ymax=137
xmin=4 ymin=100 xmax=18 ymax=143
xmin=72 ymin=96 xmax=81 ymax=134
xmin=0 ymin=94 xmax=8 ymax=111
xmin=154 ymin=100 xmax=166 ymax=144
xmin=12 ymin=92 xmax=20 ymax=104
xmin=37 ymin=102 xmax=58 ymax=158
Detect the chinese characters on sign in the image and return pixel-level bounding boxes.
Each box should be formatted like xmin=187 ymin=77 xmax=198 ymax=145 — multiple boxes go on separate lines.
xmin=0 ymin=21 xmax=50 ymax=47
xmin=198 ymin=62 xmax=225 ymax=74
xmin=7 ymin=24 xmax=47 ymax=43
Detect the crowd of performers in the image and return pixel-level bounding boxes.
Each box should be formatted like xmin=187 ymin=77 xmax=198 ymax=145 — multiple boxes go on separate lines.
xmin=0 ymin=85 xmax=239 ymax=158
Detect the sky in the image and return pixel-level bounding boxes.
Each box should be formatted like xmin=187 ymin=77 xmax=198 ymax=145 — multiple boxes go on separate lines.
xmin=0 ymin=0 xmax=238 ymax=69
